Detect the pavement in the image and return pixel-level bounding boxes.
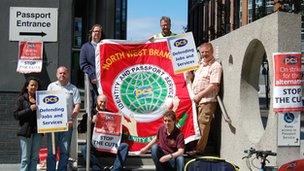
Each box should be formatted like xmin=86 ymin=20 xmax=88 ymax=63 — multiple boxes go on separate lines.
xmin=0 ymin=163 xmax=156 ymax=171
xmin=0 ymin=163 xmax=63 ymax=171
xmin=0 ymin=163 xmax=78 ymax=171
xmin=0 ymin=164 xmax=21 ymax=171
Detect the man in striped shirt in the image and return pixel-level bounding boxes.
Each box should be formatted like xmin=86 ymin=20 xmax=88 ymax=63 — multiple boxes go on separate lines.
xmin=188 ymin=42 xmax=222 ymax=154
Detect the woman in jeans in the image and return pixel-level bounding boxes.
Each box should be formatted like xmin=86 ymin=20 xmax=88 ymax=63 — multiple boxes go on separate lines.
xmin=14 ymin=77 xmax=41 ymax=171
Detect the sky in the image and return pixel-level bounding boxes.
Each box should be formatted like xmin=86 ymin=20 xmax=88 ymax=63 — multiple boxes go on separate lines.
xmin=127 ymin=0 xmax=188 ymax=41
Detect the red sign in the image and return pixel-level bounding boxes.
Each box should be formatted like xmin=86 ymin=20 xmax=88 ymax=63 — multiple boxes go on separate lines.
xmin=96 ymin=39 xmax=200 ymax=152
xmin=273 ymin=52 xmax=303 ymax=112
xmin=92 ymin=112 xmax=122 ymax=153
xmin=17 ymin=41 xmax=43 ymax=73
xmin=19 ymin=41 xmax=43 ymax=60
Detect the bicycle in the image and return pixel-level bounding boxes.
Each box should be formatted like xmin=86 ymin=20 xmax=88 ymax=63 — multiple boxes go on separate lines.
xmin=242 ymin=147 xmax=277 ymax=171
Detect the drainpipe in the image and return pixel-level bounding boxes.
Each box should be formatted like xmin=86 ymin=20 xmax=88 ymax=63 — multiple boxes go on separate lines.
xmin=242 ymin=0 xmax=248 ymax=25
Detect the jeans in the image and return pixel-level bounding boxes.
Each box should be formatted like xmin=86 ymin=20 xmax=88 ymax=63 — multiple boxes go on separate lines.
xmin=151 ymin=144 xmax=184 ymax=171
xmin=81 ymin=143 xmax=129 ymax=171
xmin=20 ymin=133 xmax=41 ymax=171
xmin=46 ymin=129 xmax=73 ymax=171
xmin=112 ymin=143 xmax=129 ymax=171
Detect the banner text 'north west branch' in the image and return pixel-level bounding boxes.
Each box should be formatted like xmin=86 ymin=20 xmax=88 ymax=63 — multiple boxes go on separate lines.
xmin=102 ymin=48 xmax=172 ymax=70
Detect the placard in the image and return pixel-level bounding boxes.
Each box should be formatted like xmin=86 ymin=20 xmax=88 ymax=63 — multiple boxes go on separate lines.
xmin=17 ymin=41 xmax=43 ymax=73
xmin=167 ymin=32 xmax=199 ymax=74
xmin=36 ymin=91 xmax=68 ymax=133
xmin=92 ymin=111 xmax=122 ymax=153
xmin=273 ymin=52 xmax=303 ymax=112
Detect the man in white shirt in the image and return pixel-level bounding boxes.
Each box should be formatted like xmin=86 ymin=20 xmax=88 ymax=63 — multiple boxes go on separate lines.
xmin=46 ymin=66 xmax=81 ymax=171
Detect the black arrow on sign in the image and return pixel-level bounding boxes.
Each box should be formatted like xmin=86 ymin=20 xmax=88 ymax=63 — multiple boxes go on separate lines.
xmin=19 ymin=32 xmax=47 ymax=37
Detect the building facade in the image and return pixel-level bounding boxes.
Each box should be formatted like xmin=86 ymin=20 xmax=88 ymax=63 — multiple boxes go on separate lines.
xmin=72 ymin=0 xmax=127 ymax=88
xmin=187 ymin=0 xmax=303 ymax=163
xmin=187 ymin=0 xmax=303 ymax=46
xmin=0 ymin=0 xmax=127 ymax=163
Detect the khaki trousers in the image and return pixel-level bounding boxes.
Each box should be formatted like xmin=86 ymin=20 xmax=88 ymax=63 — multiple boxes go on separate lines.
xmin=196 ymin=102 xmax=217 ymax=153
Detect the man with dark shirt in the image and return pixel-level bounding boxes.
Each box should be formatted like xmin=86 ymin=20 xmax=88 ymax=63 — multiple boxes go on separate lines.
xmin=140 ymin=110 xmax=184 ymax=171
xmin=79 ymin=24 xmax=104 ymax=108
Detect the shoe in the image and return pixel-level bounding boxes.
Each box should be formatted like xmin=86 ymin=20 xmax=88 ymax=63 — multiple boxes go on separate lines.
xmin=196 ymin=150 xmax=204 ymax=156
xmin=68 ymin=158 xmax=78 ymax=170
xmin=103 ymin=165 xmax=113 ymax=171
xmin=37 ymin=162 xmax=46 ymax=170
xmin=186 ymin=150 xmax=197 ymax=157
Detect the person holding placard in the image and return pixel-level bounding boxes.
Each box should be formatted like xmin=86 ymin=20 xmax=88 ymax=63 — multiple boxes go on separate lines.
xmin=14 ymin=77 xmax=42 ymax=171
xmin=81 ymin=94 xmax=129 ymax=171
xmin=46 ymin=66 xmax=81 ymax=171
xmin=186 ymin=42 xmax=222 ymax=154
xmin=153 ymin=16 xmax=177 ymax=39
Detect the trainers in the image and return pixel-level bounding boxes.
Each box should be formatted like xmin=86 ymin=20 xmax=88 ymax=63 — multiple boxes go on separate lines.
xmin=103 ymin=165 xmax=113 ymax=171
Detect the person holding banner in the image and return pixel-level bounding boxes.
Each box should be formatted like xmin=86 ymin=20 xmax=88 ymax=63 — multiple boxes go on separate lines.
xmin=153 ymin=16 xmax=177 ymax=39
xmin=82 ymin=94 xmax=129 ymax=171
xmin=14 ymin=77 xmax=42 ymax=171
xmin=187 ymin=42 xmax=222 ymax=154
xmin=46 ymin=66 xmax=81 ymax=171
xmin=80 ymin=24 xmax=104 ymax=107
xmin=139 ymin=110 xmax=185 ymax=171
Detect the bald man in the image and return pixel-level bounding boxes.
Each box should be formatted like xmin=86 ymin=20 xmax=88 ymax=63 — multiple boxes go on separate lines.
xmin=82 ymin=94 xmax=129 ymax=171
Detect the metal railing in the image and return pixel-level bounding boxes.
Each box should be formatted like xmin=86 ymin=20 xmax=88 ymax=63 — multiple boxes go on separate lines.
xmin=84 ymin=74 xmax=92 ymax=171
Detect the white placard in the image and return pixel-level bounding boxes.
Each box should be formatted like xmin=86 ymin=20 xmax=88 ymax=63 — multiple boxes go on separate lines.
xmin=9 ymin=7 xmax=58 ymax=42
xmin=167 ymin=32 xmax=199 ymax=74
xmin=277 ymin=112 xmax=301 ymax=146
xmin=36 ymin=91 xmax=68 ymax=133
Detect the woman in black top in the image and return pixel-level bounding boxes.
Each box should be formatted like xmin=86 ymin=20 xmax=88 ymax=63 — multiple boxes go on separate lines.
xmin=14 ymin=77 xmax=41 ymax=171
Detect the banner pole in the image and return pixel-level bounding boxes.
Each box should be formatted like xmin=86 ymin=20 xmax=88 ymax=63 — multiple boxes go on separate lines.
xmin=51 ymin=132 xmax=56 ymax=155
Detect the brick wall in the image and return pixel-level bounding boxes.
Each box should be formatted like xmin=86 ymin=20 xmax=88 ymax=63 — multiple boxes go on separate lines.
xmin=0 ymin=92 xmax=20 ymax=163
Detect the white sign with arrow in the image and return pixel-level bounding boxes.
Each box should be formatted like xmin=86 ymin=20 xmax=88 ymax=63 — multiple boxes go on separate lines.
xmin=9 ymin=7 xmax=58 ymax=42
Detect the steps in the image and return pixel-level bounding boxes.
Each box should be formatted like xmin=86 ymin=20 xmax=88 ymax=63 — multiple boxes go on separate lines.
xmin=75 ymin=88 xmax=219 ymax=170
xmin=77 ymin=130 xmax=156 ymax=170
xmin=77 ymin=153 xmax=156 ymax=171
xmin=75 ymin=115 xmax=218 ymax=170
xmin=76 ymin=150 xmax=219 ymax=171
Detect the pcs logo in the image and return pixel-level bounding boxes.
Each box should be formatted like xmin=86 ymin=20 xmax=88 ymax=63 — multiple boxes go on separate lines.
xmin=284 ymin=55 xmax=297 ymax=65
xmin=43 ymin=95 xmax=59 ymax=104
xmin=174 ymin=39 xmax=188 ymax=48
xmin=134 ymin=86 xmax=153 ymax=98
xmin=27 ymin=42 xmax=36 ymax=49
